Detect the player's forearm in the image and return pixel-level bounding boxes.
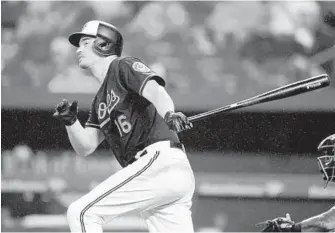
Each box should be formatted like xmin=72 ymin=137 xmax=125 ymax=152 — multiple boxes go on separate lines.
xmin=299 ymin=207 xmax=335 ymax=232
xmin=142 ymin=82 xmax=175 ymax=118
xmin=65 ymin=120 xmax=96 ymax=156
xmin=153 ymin=88 xmax=175 ymax=119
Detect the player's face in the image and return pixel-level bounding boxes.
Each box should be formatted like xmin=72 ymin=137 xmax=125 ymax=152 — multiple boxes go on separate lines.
xmin=77 ymin=37 xmax=98 ymax=69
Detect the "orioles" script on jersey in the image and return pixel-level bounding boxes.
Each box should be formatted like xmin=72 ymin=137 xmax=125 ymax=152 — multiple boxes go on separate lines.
xmin=98 ymin=89 xmax=120 ymax=119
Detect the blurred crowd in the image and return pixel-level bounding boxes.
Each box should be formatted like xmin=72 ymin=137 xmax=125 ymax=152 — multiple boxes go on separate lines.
xmin=2 ymin=2 xmax=334 ymax=231
xmin=1 ymin=1 xmax=335 ymax=94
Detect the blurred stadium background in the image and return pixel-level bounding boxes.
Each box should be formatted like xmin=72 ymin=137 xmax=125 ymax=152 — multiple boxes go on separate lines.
xmin=1 ymin=1 xmax=335 ymax=232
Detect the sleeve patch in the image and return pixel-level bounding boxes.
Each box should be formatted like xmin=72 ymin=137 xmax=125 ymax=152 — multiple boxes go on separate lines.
xmin=132 ymin=62 xmax=151 ymax=73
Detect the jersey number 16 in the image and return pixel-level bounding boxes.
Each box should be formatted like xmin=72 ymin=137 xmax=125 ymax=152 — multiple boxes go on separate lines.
xmin=114 ymin=114 xmax=132 ymax=136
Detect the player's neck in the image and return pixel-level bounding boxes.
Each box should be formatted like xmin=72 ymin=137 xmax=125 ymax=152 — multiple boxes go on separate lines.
xmin=90 ymin=55 xmax=117 ymax=83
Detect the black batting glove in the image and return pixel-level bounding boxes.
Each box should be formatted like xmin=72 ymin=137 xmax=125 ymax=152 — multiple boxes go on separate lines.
xmin=164 ymin=111 xmax=193 ymax=133
xmin=53 ymin=99 xmax=78 ymax=126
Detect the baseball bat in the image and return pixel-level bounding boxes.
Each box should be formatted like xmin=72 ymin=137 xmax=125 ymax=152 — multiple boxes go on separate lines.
xmin=188 ymin=74 xmax=330 ymax=123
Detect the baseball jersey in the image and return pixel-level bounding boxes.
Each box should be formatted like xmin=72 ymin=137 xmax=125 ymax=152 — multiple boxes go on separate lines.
xmin=85 ymin=57 xmax=180 ymax=167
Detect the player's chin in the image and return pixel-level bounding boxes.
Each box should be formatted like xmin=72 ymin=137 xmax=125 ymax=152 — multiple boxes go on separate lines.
xmin=78 ymin=61 xmax=89 ymax=69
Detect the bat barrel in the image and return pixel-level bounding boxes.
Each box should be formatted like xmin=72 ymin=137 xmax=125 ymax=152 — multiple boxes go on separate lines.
xmin=188 ymin=74 xmax=330 ymax=123
xmin=304 ymin=74 xmax=330 ymax=89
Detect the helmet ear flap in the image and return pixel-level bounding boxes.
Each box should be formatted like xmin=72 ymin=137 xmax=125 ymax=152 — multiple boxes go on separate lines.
xmin=93 ymin=37 xmax=113 ymax=57
xmin=91 ymin=23 xmax=123 ymax=57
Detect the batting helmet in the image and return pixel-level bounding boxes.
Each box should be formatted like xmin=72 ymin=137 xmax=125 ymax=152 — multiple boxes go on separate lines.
xmin=68 ymin=20 xmax=123 ymax=57
xmin=317 ymin=134 xmax=335 ymax=187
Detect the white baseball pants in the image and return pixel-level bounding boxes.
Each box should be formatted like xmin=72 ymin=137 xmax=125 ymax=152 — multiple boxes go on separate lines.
xmin=66 ymin=141 xmax=195 ymax=233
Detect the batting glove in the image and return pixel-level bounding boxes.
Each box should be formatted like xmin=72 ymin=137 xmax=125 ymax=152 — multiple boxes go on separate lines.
xmin=53 ymin=99 xmax=78 ymax=126
xmin=164 ymin=111 xmax=193 ymax=133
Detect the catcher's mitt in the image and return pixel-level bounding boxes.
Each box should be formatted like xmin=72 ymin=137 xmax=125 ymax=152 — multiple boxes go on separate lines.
xmin=256 ymin=214 xmax=296 ymax=232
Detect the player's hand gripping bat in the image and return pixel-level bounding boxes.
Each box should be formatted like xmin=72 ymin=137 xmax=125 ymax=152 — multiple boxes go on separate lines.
xmin=188 ymin=74 xmax=330 ymax=123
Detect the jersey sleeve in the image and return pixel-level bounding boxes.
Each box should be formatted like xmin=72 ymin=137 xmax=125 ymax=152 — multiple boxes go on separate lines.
xmin=119 ymin=57 xmax=166 ymax=96
xmin=85 ymin=97 xmax=100 ymax=129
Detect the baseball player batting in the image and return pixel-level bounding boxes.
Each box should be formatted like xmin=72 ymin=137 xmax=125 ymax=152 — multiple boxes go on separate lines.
xmin=257 ymin=134 xmax=335 ymax=232
xmin=53 ymin=20 xmax=195 ymax=233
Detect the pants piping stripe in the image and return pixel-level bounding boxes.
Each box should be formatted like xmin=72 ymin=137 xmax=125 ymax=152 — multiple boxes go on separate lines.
xmin=80 ymin=151 xmax=160 ymax=232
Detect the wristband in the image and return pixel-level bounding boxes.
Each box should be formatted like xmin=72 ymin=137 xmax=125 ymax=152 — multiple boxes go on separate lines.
xmin=164 ymin=111 xmax=174 ymax=122
xmin=65 ymin=116 xmax=78 ymax=126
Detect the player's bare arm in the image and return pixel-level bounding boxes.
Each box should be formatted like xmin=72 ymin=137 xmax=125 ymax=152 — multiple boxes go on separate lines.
xmin=142 ymin=79 xmax=192 ymax=133
xmin=142 ymin=80 xmax=174 ymax=119
xmin=299 ymin=206 xmax=335 ymax=232
xmin=65 ymin=121 xmax=105 ymax=156
xmin=53 ymin=99 xmax=105 ymax=156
